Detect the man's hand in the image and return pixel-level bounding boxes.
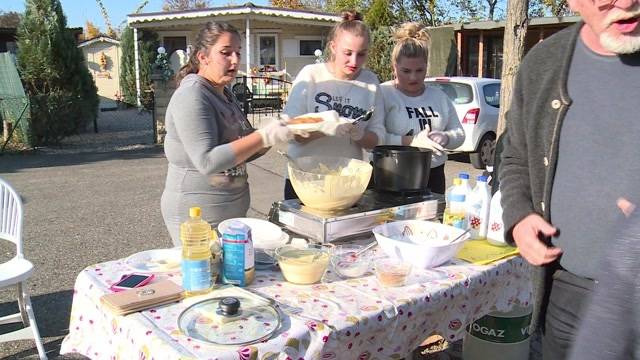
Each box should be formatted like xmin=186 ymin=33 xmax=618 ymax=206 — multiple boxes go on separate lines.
xmin=617 ymin=197 xmax=636 ymax=217
xmin=512 ymin=213 xmax=562 ymax=266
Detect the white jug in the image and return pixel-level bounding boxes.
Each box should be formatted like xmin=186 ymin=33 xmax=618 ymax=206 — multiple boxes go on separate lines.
xmin=486 ymin=189 xmax=507 ymax=246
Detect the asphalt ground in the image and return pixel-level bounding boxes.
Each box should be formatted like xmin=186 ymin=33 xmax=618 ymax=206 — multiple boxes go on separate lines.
xmin=0 ymin=111 xmax=482 ymax=359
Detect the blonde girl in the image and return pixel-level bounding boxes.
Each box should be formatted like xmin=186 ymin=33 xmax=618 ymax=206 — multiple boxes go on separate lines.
xmin=282 ymin=10 xmax=386 ymax=199
xmin=381 ymin=22 xmax=464 ymax=194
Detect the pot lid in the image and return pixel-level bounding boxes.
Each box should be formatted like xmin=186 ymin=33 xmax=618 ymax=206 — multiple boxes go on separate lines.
xmin=178 ymin=295 xmax=280 ymax=346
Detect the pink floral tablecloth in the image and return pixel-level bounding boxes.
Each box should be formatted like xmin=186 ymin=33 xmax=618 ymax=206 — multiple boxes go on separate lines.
xmin=60 ymin=250 xmax=531 ymax=360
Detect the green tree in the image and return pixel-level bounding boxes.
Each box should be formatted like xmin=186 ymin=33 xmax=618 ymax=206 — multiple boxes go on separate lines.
xmin=365 ymin=0 xmax=396 ymax=30
xmin=366 ymin=26 xmax=395 ymax=82
xmin=271 ymin=0 xmax=305 ymax=8
xmin=537 ymin=0 xmax=570 ymax=15
xmin=326 ymin=0 xmax=365 ymax=13
xmin=162 ymin=0 xmax=210 ymax=11
xmin=119 ymin=26 xmax=158 ymax=109
xmin=17 ymin=0 xmax=98 ymax=145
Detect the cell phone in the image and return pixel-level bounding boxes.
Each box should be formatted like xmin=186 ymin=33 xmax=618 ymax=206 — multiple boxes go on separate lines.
xmin=109 ymin=273 xmax=155 ymax=292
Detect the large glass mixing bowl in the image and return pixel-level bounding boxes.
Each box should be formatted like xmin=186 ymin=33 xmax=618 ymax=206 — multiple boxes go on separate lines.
xmin=288 ymin=156 xmax=372 ymax=211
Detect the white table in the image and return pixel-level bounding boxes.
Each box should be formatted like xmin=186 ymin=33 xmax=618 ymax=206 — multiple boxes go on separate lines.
xmin=61 ymin=251 xmax=531 ymax=359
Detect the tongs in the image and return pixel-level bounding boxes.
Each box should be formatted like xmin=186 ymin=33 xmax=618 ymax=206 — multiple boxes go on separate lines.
xmin=351 ymin=107 xmax=374 ymax=125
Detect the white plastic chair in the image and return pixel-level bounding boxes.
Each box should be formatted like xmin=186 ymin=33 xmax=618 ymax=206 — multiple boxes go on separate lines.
xmin=0 ymin=178 xmax=47 ymax=359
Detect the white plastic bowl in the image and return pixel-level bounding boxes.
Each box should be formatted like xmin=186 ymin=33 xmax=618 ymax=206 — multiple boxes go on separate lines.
xmin=372 ymin=220 xmax=469 ymax=269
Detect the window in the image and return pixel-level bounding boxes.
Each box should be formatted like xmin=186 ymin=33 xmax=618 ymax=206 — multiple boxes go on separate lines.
xmin=483 ymin=83 xmax=501 ymax=108
xmin=259 ymin=35 xmax=277 ymax=67
xmin=425 ymin=82 xmax=474 ymax=105
xmin=299 ymin=40 xmax=322 ymax=56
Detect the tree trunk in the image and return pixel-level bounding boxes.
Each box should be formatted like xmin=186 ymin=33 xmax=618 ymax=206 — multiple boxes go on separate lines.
xmin=496 ymin=0 xmax=529 ymax=137
xmin=3 ymin=121 xmax=11 ymax=142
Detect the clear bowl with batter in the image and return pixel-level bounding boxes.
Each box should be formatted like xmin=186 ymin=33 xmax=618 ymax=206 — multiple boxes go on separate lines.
xmin=275 ymin=244 xmax=334 ymax=285
xmin=288 ymin=156 xmax=372 ymax=211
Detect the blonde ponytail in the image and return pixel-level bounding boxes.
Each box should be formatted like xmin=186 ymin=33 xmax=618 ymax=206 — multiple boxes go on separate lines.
xmin=391 ymin=22 xmax=431 ymax=66
xmin=326 ymin=10 xmax=371 ymax=62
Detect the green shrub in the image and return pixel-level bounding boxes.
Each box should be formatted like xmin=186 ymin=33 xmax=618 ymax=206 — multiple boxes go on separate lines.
xmin=120 ymin=26 xmax=158 ymax=109
xmin=16 ymin=0 xmax=98 ymax=145
xmin=367 ymin=26 xmax=395 ymax=82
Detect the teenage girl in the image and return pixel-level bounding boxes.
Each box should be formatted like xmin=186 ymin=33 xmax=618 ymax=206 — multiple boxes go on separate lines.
xmin=281 ymin=10 xmax=386 ymax=200
xmin=381 ymin=22 xmax=464 ymax=194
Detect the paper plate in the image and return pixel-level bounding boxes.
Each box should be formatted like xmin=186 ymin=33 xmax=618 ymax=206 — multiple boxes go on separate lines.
xmin=124 ymin=248 xmax=181 ymax=273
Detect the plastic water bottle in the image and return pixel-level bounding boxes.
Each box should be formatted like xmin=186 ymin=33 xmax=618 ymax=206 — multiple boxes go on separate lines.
xmin=458 ymin=172 xmax=473 ymax=194
xmin=180 ymin=207 xmax=213 ymax=296
xmin=467 ymin=175 xmax=492 ymax=240
xmin=444 ymin=178 xmax=467 ymax=229
xmin=221 ymin=221 xmax=255 ymax=287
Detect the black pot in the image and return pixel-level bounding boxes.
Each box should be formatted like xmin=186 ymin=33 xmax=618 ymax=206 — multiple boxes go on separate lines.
xmin=372 ymin=145 xmax=432 ymax=193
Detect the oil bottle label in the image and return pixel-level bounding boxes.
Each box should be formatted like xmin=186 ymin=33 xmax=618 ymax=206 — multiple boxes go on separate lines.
xmin=444 ymin=209 xmax=466 ymax=229
xmin=181 ymin=259 xmax=212 ymax=291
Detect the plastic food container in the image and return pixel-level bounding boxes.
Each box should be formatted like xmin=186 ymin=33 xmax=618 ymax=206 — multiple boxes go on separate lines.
xmin=275 ymin=244 xmax=333 ymax=285
xmin=373 ymin=220 xmax=470 ymax=269
xmin=330 ymin=244 xmax=372 ymax=279
xmin=374 ymin=258 xmax=412 ymax=287
xmin=288 ymin=156 xmax=372 ymax=211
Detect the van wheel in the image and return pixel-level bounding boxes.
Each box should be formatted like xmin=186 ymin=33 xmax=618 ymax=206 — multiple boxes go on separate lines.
xmin=470 ymin=134 xmax=496 ymax=169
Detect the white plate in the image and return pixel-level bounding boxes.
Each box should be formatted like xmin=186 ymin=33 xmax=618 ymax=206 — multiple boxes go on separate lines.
xmin=125 ymin=248 xmax=181 ymax=273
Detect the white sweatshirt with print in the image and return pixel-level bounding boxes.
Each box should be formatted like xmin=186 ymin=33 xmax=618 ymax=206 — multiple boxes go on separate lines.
xmin=381 ymin=81 xmax=465 ymax=168
xmin=283 ymin=63 xmax=386 ymax=162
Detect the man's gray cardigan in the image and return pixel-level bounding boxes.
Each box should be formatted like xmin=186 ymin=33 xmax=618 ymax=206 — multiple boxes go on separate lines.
xmin=499 ymin=22 xmax=583 ymax=330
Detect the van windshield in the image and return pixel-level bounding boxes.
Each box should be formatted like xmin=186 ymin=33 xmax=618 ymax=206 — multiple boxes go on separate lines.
xmin=425 ymin=82 xmax=473 ymax=105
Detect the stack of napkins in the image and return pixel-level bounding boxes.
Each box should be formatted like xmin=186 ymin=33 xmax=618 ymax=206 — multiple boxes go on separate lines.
xmin=456 ymin=240 xmax=520 ymax=265
xmin=100 ymin=280 xmax=184 ymax=316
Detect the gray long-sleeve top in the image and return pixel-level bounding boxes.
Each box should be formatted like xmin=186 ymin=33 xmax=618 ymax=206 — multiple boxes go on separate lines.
xmin=164 ymin=73 xmax=254 ymax=188
xmin=568 ymin=212 xmax=640 ymax=360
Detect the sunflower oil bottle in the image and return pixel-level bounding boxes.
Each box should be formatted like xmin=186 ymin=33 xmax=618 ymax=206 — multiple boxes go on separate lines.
xmin=180 ymin=207 xmax=212 ymax=296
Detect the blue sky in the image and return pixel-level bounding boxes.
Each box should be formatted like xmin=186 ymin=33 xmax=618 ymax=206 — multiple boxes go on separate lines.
xmin=1 ymin=0 xmax=269 ymax=30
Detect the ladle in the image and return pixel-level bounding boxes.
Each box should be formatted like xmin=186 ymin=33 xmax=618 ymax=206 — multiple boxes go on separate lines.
xmin=352 ymin=107 xmax=374 ymax=125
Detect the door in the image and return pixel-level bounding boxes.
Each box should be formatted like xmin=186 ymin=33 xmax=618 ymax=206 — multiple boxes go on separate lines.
xmin=257 ymin=34 xmax=278 ymax=70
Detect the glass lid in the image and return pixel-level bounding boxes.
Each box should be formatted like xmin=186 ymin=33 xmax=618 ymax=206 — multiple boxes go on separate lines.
xmin=178 ymin=295 xmax=280 ymax=346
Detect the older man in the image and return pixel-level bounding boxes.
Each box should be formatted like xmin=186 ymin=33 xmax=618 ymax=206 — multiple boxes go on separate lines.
xmin=498 ymin=0 xmax=640 ymax=357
